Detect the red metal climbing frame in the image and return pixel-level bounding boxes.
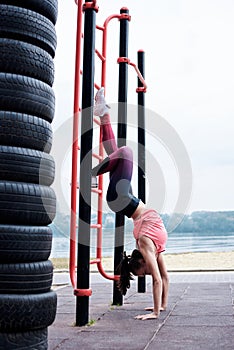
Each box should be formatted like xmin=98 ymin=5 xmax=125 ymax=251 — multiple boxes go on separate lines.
xmin=70 ymin=0 xmax=147 ymax=290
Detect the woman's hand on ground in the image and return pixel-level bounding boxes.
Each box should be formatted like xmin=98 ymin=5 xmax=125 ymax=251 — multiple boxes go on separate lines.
xmin=134 ymin=312 xmax=159 ymax=320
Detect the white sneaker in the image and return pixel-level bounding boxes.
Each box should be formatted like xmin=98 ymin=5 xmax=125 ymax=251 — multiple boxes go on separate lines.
xmin=93 ymin=87 xmax=110 ymax=117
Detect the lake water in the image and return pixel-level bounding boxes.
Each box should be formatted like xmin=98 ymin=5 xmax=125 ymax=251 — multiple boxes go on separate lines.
xmin=51 ymin=230 xmax=234 ymax=258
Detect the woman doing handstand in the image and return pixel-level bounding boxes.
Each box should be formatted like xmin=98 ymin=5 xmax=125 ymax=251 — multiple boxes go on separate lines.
xmin=92 ymin=88 xmax=169 ymax=321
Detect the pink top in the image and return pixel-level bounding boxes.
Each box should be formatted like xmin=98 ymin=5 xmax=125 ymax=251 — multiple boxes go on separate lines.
xmin=133 ymin=209 xmax=168 ymax=253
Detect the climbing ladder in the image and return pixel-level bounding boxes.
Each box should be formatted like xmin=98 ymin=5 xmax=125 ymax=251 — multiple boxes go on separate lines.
xmin=70 ymin=0 xmax=147 ymax=326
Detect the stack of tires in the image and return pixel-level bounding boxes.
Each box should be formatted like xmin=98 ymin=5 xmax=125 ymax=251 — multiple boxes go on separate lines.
xmin=0 ymin=1 xmax=58 ymax=349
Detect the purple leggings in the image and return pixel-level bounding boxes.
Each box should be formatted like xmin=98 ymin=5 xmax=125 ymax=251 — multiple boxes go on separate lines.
xmin=92 ymin=114 xmax=140 ymax=218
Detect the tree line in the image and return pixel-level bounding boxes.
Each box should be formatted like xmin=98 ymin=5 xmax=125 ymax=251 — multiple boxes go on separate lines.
xmin=51 ymin=210 xmax=234 ymax=237
xmin=161 ymin=211 xmax=234 ymax=233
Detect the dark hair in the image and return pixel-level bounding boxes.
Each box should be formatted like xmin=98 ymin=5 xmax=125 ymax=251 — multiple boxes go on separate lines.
xmin=117 ymin=249 xmax=144 ymax=295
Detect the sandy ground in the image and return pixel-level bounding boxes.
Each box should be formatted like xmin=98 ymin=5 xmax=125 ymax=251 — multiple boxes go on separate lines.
xmin=51 ymin=251 xmax=234 ymax=272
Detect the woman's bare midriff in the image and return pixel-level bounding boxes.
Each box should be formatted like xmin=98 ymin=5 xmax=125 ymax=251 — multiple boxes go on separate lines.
xmin=131 ymin=200 xmax=146 ymax=220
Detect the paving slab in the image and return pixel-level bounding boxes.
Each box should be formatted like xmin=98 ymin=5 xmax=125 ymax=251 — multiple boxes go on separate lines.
xmin=146 ymin=325 xmax=234 ymax=350
xmin=49 ymin=272 xmax=234 ymax=350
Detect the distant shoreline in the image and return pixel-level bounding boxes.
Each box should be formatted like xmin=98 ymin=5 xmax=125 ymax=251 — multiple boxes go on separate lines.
xmin=51 ymin=250 xmax=234 ymax=272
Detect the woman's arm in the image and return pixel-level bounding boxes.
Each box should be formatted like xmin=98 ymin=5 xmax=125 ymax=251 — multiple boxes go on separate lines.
xmin=157 ymin=253 xmax=169 ymax=310
xmin=144 ymin=253 xmax=169 ymax=312
xmin=135 ymin=235 xmax=162 ymax=320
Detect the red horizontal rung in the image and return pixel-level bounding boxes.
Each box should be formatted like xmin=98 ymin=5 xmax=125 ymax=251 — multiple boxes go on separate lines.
xmin=91 ymin=224 xmax=102 ymax=229
xmin=96 ymin=25 xmax=104 ymax=31
xmin=90 ymin=258 xmax=101 ymax=264
xmin=94 ymin=83 xmax=101 ymax=90
xmin=92 ymin=152 xmax=102 ymax=160
xmin=91 ymin=188 xmax=102 ymax=194
xmin=95 ymin=49 xmax=106 ymax=62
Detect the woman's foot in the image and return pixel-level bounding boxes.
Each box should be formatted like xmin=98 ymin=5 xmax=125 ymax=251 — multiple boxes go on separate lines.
xmin=93 ymin=87 xmax=110 ymax=117
xmin=144 ymin=306 xmax=167 ymax=312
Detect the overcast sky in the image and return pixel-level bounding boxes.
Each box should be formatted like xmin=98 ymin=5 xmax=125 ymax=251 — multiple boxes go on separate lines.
xmin=52 ymin=0 xmax=234 ymax=215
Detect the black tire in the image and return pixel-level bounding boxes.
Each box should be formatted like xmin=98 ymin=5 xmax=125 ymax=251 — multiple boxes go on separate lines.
xmin=0 ymin=181 xmax=56 ymax=225
xmin=0 ymin=111 xmax=53 ymax=153
xmin=0 ymin=4 xmax=57 ymax=57
xmin=0 ymin=0 xmax=58 ymax=25
xmin=0 ymin=73 xmax=55 ymax=123
xmin=0 ymin=225 xmax=52 ymax=263
xmin=0 ymin=291 xmax=57 ymax=332
xmin=0 ymin=260 xmax=53 ymax=294
xmin=0 ymin=146 xmax=55 ymax=186
xmin=0 ymin=328 xmax=48 ymax=350
xmin=0 ymin=38 xmax=54 ymax=86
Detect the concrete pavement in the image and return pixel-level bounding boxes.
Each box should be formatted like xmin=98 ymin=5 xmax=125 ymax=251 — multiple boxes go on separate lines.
xmin=49 ymin=272 xmax=234 ymax=350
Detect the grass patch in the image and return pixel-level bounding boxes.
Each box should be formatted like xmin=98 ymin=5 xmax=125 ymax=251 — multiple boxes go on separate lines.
xmin=87 ymin=319 xmax=96 ymax=326
xmin=50 ymin=257 xmax=114 ymax=271
xmin=51 ymin=257 xmax=69 ymax=270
